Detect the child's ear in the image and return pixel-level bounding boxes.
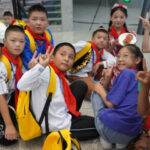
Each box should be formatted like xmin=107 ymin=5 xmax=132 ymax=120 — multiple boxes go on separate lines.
xmin=26 ymin=19 xmax=29 ymax=25
xmin=50 ymin=55 xmax=54 ymax=61
xmin=3 ymin=38 xmax=6 ymax=46
xmin=136 ymin=57 xmax=142 ymax=65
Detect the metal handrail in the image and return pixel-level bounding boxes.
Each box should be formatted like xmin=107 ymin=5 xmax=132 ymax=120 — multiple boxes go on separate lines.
xmin=11 ymin=0 xmax=27 ymax=19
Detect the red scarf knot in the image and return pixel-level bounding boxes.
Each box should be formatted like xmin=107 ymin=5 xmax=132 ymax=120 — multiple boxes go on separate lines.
xmin=26 ymin=25 xmax=53 ymax=52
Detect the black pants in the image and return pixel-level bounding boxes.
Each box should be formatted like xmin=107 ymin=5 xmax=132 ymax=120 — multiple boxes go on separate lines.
xmin=70 ymin=80 xmax=99 ymax=141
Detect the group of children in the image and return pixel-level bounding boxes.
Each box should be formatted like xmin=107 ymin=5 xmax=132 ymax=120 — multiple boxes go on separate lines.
xmin=0 ymin=2 xmax=150 ymax=150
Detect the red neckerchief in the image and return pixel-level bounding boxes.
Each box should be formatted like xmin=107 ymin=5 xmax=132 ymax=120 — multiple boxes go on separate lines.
xmin=2 ymin=47 xmax=22 ymax=109
xmin=26 ymin=25 xmax=53 ymax=52
xmin=90 ymin=42 xmax=104 ymax=66
xmin=109 ymin=26 xmax=126 ymax=39
xmin=130 ymin=68 xmax=138 ymax=71
xmin=50 ymin=62 xmax=81 ymax=117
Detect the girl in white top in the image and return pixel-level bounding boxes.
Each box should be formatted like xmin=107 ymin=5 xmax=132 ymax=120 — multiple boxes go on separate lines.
xmin=17 ymin=42 xmax=99 ymax=140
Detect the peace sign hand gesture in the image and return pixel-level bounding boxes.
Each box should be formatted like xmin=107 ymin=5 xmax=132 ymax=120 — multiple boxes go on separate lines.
xmin=139 ymin=12 xmax=150 ymax=30
xmin=39 ymin=46 xmax=54 ymax=68
xmin=28 ymin=50 xmax=39 ymax=69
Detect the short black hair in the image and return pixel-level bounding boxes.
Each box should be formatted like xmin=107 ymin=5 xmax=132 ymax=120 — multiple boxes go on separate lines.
xmin=5 ymin=25 xmax=25 ymax=38
xmin=53 ymin=42 xmax=76 ymax=56
xmin=92 ymin=28 xmax=108 ymax=37
xmin=3 ymin=11 xmax=13 ymax=17
xmin=28 ymin=4 xmax=48 ymax=18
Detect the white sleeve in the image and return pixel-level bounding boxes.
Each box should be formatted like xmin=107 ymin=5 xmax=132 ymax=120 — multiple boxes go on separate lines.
xmin=17 ymin=63 xmax=50 ymax=91
xmin=102 ymin=50 xmax=116 ymax=68
xmin=0 ymin=62 xmax=9 ymax=94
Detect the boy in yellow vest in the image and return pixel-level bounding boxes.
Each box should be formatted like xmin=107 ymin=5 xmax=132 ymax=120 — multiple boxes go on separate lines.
xmin=3 ymin=11 xmax=26 ymax=29
xmin=0 ymin=25 xmax=25 ymax=145
xmin=21 ymin=4 xmax=54 ymax=70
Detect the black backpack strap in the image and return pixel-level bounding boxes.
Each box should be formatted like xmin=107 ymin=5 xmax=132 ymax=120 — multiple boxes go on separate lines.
xmin=58 ymin=131 xmax=67 ymax=150
xmin=38 ymin=93 xmax=52 ymax=134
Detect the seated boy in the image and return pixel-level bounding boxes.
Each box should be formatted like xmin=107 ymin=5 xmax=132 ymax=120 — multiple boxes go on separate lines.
xmin=21 ymin=4 xmax=54 ymax=70
xmin=17 ymin=42 xmax=99 ymax=141
xmin=0 ymin=25 xmax=25 ymax=145
xmin=68 ymin=27 xmax=116 ymax=97
xmin=3 ymin=11 xmax=26 ymax=29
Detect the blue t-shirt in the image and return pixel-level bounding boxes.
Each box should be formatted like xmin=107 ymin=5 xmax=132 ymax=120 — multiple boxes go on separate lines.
xmin=21 ymin=29 xmax=54 ymax=69
xmin=99 ymin=69 xmax=142 ymax=137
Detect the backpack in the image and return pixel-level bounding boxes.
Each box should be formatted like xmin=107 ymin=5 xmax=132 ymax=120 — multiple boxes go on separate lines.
xmin=25 ymin=29 xmax=52 ymax=53
xmin=42 ymin=129 xmax=81 ymax=150
xmin=16 ymin=65 xmax=56 ymax=141
xmin=0 ymin=55 xmax=22 ymax=81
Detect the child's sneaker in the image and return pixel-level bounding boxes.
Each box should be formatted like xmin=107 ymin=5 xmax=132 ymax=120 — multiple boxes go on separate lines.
xmin=100 ymin=137 xmax=112 ymax=149
xmin=115 ymin=143 xmax=127 ymax=149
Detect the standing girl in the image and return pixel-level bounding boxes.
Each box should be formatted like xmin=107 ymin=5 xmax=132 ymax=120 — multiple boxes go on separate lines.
xmin=91 ymin=44 xmax=143 ymax=149
xmin=108 ymin=3 xmax=135 ymax=56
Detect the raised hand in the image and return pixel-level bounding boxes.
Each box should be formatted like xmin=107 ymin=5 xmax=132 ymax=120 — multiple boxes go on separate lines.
xmin=139 ymin=12 xmax=150 ymax=30
xmin=28 ymin=50 xmax=38 ymax=69
xmin=39 ymin=46 xmax=54 ymax=67
xmin=136 ymin=71 xmax=150 ymax=87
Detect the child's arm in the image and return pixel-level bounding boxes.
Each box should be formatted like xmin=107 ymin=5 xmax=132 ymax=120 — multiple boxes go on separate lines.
xmin=136 ymin=71 xmax=150 ymax=116
xmin=139 ymin=13 xmax=150 ymax=53
xmin=18 ymin=47 xmax=53 ymax=91
xmin=94 ymin=82 xmax=115 ymax=108
xmin=0 ymin=95 xmax=17 ymax=140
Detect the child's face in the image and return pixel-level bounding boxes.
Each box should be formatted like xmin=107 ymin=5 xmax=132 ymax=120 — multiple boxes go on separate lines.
xmin=92 ymin=32 xmax=108 ymax=49
xmin=3 ymin=31 xmax=25 ymax=58
xmin=52 ymin=46 xmax=75 ymax=72
xmin=3 ymin=16 xmax=13 ymax=25
xmin=111 ymin=10 xmax=126 ymax=29
xmin=117 ymin=47 xmax=140 ymax=71
xmin=27 ymin=11 xmax=48 ymax=35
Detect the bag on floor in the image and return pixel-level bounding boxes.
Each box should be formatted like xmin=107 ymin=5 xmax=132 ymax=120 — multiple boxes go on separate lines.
xmin=42 ymin=129 xmax=81 ymax=150
xmin=16 ymin=65 xmax=56 ymax=141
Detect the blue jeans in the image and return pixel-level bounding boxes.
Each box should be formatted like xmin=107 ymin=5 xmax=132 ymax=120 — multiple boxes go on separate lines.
xmin=91 ymin=91 xmax=135 ymax=144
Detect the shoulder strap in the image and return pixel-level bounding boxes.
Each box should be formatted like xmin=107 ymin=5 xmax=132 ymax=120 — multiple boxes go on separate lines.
xmin=0 ymin=55 xmax=11 ymax=81
xmin=71 ymin=135 xmax=81 ymax=150
xmin=0 ymin=55 xmax=23 ymax=81
xmin=58 ymin=130 xmax=81 ymax=150
xmin=25 ymin=30 xmax=36 ymax=53
xmin=38 ymin=65 xmax=56 ymax=134
xmin=45 ymin=30 xmax=51 ymax=42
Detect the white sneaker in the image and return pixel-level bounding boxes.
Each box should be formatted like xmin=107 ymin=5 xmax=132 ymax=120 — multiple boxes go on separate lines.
xmin=115 ymin=143 xmax=127 ymax=149
xmin=100 ymin=137 xmax=112 ymax=149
